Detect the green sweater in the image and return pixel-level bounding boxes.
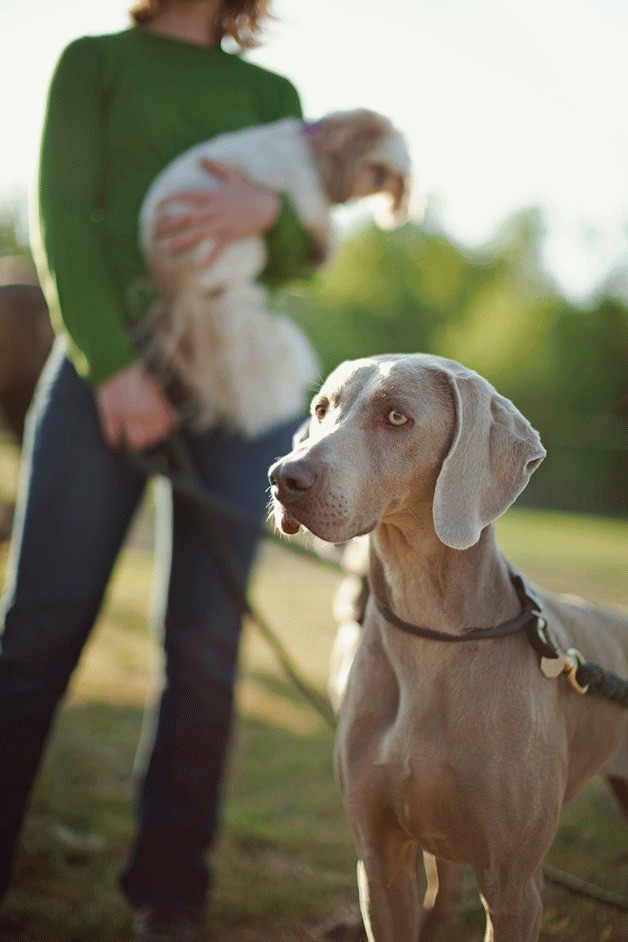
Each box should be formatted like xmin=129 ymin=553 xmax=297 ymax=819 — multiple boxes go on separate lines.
xmin=33 ymin=28 xmax=313 ymax=387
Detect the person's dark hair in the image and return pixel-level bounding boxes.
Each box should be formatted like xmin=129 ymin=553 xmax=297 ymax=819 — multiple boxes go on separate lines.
xmin=130 ymin=1 xmax=272 ymax=48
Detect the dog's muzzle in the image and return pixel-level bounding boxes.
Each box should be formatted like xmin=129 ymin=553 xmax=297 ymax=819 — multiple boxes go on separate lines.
xmin=268 ymin=456 xmax=318 ymax=534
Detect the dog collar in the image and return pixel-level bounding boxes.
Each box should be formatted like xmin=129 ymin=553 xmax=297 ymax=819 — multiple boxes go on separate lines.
xmin=301 ymin=121 xmax=321 ymax=141
xmin=374 ymin=571 xmax=615 ymax=698
xmin=372 ymin=569 xmax=559 ymax=658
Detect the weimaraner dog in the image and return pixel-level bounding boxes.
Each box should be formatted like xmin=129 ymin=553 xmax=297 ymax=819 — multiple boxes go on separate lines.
xmin=269 ymin=353 xmax=628 ymax=942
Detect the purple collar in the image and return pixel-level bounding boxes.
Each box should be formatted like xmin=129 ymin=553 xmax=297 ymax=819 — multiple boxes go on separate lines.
xmin=301 ymin=121 xmax=320 ymax=141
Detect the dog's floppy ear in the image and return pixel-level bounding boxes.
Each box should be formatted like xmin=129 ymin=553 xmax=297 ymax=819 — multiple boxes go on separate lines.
xmin=432 ymin=366 xmax=545 ymax=550
xmin=378 ymin=170 xmax=412 ymax=228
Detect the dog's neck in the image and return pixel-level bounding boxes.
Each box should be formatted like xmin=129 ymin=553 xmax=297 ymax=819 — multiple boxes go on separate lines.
xmin=370 ymin=504 xmax=520 ymax=636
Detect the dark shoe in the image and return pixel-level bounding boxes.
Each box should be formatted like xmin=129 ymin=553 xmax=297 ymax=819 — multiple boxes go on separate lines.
xmin=132 ymin=906 xmax=203 ymax=942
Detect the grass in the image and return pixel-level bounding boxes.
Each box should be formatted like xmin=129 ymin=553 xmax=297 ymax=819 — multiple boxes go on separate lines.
xmin=0 ymin=435 xmax=20 ymax=502
xmin=0 ymin=436 xmax=626 ymax=940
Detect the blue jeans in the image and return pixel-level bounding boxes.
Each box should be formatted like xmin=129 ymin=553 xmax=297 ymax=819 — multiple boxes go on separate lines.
xmin=0 ymin=339 xmax=298 ymax=910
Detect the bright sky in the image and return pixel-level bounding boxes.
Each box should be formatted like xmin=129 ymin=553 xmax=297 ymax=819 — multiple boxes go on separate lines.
xmin=1 ymin=0 xmax=627 ymax=298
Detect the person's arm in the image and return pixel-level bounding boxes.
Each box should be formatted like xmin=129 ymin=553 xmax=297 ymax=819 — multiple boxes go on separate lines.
xmin=34 ymin=38 xmax=181 ymax=449
xmin=153 ymin=75 xmax=322 ymax=285
xmin=32 ymin=37 xmax=136 ymax=387
xmin=154 ymin=159 xmax=282 ymax=264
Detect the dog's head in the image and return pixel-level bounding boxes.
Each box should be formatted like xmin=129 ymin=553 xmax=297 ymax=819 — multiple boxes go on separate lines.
xmin=269 ymin=354 xmax=545 ymax=549
xmin=312 ymin=110 xmax=412 ymax=227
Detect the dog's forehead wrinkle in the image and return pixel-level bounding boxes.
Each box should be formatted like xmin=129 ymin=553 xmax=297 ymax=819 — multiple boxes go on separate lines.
xmin=320 ymin=356 xmax=486 ymax=432
xmin=319 ymin=363 xmax=376 ymax=411
xmin=368 ymin=363 xmax=448 ymax=410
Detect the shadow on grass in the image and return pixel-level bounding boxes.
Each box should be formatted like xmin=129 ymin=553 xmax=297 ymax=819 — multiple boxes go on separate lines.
xmin=1 ymin=688 xmax=626 ymax=942
xmin=0 ymin=688 xmax=352 ymax=942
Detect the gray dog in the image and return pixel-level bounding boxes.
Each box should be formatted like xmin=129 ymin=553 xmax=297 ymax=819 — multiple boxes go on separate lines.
xmin=269 ymin=353 xmax=627 ymax=942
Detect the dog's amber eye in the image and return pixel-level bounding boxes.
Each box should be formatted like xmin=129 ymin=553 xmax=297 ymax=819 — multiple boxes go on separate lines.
xmin=314 ymin=400 xmax=328 ymax=421
xmin=388 ymin=410 xmax=408 ymax=426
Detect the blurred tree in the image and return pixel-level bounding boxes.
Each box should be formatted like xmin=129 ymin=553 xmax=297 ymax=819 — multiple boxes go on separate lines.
xmin=0 ymin=200 xmax=30 ymax=258
xmin=278 ymin=210 xmax=628 ymax=516
xmin=530 ymin=298 xmax=628 ymax=513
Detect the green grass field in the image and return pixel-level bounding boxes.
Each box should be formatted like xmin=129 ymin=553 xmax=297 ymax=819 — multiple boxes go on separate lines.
xmin=0 ymin=437 xmax=626 ymax=941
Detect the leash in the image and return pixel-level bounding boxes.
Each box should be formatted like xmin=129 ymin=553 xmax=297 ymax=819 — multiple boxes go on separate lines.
xmin=125 ymin=440 xmax=346 ymax=577
xmin=124 ymin=436 xmax=337 ymax=730
xmin=543 ymin=864 xmax=628 ymax=913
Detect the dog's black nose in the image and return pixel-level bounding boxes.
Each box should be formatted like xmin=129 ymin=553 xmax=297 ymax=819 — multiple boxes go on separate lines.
xmin=269 ymin=458 xmax=317 ymax=501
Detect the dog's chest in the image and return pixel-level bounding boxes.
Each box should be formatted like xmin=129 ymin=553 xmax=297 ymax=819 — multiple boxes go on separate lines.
xmin=374 ymin=728 xmax=471 ymax=859
xmin=339 ymin=625 xmax=511 ymax=856
xmin=338 ymin=672 xmax=474 ymax=859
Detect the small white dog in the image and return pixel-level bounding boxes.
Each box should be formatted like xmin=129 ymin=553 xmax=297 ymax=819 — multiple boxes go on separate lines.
xmin=139 ymin=111 xmax=411 ymax=436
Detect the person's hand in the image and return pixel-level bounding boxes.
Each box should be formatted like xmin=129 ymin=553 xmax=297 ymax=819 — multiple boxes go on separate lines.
xmin=96 ymin=362 xmax=181 ymax=451
xmin=153 ymin=159 xmax=281 ymax=266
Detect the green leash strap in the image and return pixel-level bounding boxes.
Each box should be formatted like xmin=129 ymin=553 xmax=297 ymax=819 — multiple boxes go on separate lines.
xmin=576 ymin=661 xmax=628 ymax=707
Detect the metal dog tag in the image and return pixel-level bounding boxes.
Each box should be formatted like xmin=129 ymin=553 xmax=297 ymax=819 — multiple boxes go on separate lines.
xmin=540 ymin=654 xmax=567 ymax=679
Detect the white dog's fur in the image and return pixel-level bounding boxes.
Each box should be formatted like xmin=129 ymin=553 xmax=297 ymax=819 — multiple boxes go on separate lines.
xmin=139 ymin=111 xmax=411 ymax=436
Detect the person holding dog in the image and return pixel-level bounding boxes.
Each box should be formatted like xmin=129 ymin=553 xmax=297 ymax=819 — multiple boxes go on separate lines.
xmin=0 ymin=2 xmax=318 ymax=939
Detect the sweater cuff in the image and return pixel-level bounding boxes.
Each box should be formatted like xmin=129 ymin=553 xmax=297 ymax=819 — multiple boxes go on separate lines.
xmin=67 ymin=328 xmax=138 ymax=388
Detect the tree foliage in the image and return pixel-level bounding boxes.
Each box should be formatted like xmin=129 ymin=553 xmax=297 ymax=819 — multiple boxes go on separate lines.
xmin=278 ymin=210 xmax=628 ymax=516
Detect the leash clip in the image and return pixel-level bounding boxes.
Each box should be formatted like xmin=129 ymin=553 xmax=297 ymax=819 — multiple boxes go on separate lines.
xmin=540 ymin=646 xmax=589 ymax=695
xmin=564 ymin=647 xmax=589 ymax=695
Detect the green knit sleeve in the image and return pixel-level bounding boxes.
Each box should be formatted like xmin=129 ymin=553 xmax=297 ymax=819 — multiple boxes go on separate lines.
xmin=32 ymin=37 xmax=137 ymax=387
xmin=261 ymin=77 xmax=318 ymax=287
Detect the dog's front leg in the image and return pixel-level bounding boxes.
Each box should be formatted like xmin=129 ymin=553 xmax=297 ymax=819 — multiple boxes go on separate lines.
xmin=356 ymin=831 xmax=423 ymax=942
xmin=477 ymin=866 xmax=543 ymax=942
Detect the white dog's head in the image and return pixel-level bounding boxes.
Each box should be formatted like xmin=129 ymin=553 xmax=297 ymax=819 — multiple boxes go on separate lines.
xmin=269 ymin=354 xmax=545 ymax=550
xmin=310 ymin=110 xmax=412 ymax=227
